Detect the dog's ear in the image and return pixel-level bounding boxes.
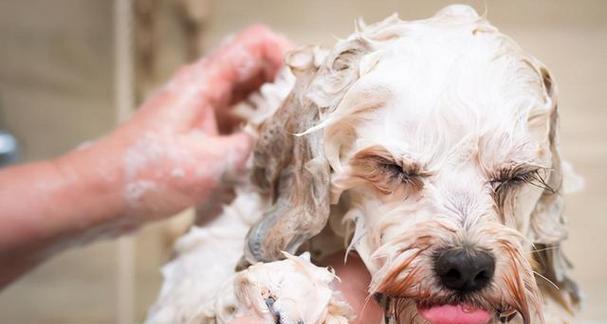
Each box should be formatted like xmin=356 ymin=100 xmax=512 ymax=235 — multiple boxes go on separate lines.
xmin=243 ymin=41 xmax=374 ymax=264
xmin=243 ymin=46 xmax=332 ymax=263
xmin=528 ymin=64 xmax=581 ymax=312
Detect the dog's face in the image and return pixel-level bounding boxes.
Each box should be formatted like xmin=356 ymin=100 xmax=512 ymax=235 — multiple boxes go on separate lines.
xmin=322 ymin=12 xmax=553 ymax=324
xmin=245 ymin=5 xmax=579 ymax=324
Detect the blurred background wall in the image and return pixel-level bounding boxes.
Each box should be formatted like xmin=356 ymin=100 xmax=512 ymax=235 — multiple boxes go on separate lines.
xmin=0 ymin=0 xmax=605 ymax=322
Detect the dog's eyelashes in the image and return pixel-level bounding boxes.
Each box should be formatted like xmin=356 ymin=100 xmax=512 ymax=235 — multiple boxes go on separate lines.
xmin=374 ymin=160 xmax=427 ymax=194
xmin=350 ymin=146 xmax=428 ymax=195
xmin=489 ymin=167 xmax=553 ymax=194
xmin=490 ymin=172 xmax=533 ymax=192
xmin=379 ymin=162 xmax=408 ymax=178
xmin=379 ymin=162 xmax=421 ymax=185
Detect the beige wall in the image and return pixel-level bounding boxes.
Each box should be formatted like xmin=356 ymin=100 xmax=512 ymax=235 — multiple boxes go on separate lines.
xmin=0 ymin=0 xmax=605 ymax=322
xmin=0 ymin=1 xmax=114 ymax=162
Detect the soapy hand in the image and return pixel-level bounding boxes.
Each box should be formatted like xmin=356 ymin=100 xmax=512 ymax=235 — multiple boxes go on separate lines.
xmin=66 ymin=25 xmax=290 ymax=222
xmin=0 ymin=25 xmax=291 ymax=288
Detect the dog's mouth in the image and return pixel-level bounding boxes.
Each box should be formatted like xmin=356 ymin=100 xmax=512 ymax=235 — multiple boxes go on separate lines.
xmin=377 ymin=294 xmax=521 ymax=324
xmin=416 ymin=303 xmax=492 ymax=324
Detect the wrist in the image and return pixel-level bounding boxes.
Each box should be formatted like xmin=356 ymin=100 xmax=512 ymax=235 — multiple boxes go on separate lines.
xmin=53 ymin=136 xmax=133 ymax=232
xmin=0 ymin=139 xmax=132 ymax=286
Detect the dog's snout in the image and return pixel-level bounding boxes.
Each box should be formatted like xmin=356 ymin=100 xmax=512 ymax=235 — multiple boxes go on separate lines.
xmin=433 ymin=248 xmax=495 ymax=294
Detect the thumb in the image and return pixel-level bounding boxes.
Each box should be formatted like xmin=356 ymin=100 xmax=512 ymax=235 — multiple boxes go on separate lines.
xmin=202 ymin=132 xmax=254 ymax=174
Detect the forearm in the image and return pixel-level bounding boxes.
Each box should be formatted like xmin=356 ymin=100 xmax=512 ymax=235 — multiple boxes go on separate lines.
xmin=0 ymin=142 xmax=127 ymax=287
xmin=0 ymin=25 xmax=289 ymax=288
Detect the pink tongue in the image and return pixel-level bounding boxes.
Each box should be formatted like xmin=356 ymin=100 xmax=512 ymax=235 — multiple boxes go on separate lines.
xmin=418 ymin=304 xmax=491 ymax=324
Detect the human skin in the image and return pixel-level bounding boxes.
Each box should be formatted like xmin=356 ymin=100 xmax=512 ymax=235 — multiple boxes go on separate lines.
xmin=0 ymin=25 xmax=289 ymax=288
xmin=325 ymin=252 xmax=384 ymax=324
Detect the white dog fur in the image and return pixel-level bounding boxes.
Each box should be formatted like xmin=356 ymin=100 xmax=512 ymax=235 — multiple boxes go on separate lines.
xmin=146 ymin=5 xmax=581 ymax=324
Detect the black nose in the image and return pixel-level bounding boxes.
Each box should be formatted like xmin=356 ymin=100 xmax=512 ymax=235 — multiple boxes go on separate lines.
xmin=433 ymin=248 xmax=495 ymax=294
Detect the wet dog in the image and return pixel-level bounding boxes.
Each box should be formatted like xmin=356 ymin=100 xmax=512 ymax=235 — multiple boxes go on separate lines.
xmin=148 ymin=5 xmax=580 ymax=324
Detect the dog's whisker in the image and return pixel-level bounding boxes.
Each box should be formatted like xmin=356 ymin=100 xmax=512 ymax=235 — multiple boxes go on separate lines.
xmin=531 ymin=245 xmax=558 ymax=253
xmin=532 ymin=270 xmax=559 ymax=290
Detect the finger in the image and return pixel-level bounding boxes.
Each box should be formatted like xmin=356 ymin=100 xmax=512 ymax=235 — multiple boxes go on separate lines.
xmin=201 ymin=24 xmax=292 ymax=106
xmin=160 ymin=25 xmax=291 ymax=131
xmin=214 ymin=70 xmax=268 ymax=134
xmin=192 ymin=100 xmax=219 ymax=135
xmin=193 ymin=132 xmax=254 ymax=175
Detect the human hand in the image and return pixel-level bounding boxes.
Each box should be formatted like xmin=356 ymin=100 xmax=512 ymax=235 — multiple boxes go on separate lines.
xmin=62 ymin=25 xmax=290 ymax=225
xmin=0 ymin=25 xmax=289 ymax=287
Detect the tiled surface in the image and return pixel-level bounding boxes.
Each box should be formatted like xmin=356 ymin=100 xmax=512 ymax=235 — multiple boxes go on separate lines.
xmin=0 ymin=0 xmax=605 ymax=322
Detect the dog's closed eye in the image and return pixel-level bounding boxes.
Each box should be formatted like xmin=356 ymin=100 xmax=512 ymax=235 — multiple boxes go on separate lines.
xmin=489 ymin=165 xmax=554 ymax=194
xmin=350 ymin=145 xmax=428 ymax=195
xmin=377 ymin=160 xmax=423 ymax=187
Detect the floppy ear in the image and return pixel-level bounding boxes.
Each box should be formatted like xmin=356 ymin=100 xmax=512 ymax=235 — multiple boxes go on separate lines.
xmin=528 ymin=65 xmax=581 ymax=312
xmin=243 ymin=40 xmax=372 ymax=264
xmin=243 ymin=46 xmax=332 ymax=263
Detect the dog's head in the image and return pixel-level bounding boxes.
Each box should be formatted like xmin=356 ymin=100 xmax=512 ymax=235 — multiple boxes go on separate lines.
xmin=244 ymin=5 xmax=579 ymax=323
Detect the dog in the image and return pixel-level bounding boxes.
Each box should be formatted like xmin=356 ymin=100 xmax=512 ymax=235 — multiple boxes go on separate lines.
xmin=146 ymin=5 xmax=581 ymax=324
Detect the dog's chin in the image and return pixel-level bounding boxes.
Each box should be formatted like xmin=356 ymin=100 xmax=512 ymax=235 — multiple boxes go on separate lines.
xmin=416 ymin=302 xmax=492 ymax=324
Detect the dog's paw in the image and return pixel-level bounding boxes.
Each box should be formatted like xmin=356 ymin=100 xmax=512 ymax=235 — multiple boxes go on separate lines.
xmin=214 ymin=252 xmax=353 ymax=324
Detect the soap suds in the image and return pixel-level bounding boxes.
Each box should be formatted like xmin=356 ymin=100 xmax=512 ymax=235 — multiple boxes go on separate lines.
xmin=124 ymin=180 xmax=157 ymax=205
xmin=171 ymin=168 xmax=185 ymax=178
